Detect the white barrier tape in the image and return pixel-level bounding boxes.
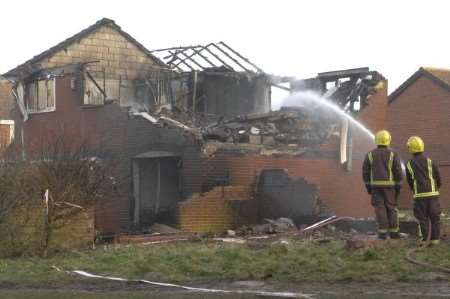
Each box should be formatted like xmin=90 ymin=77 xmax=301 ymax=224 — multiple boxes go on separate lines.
xmin=54 ymin=267 xmax=314 ymax=298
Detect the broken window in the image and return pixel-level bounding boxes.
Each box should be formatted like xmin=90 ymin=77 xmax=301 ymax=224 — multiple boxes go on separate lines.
xmin=0 ymin=120 xmax=14 ymax=150
xmin=121 ymin=74 xmax=173 ymax=108
xmin=26 ymin=79 xmax=55 ymax=113
xmin=84 ymin=72 xmax=105 ymax=106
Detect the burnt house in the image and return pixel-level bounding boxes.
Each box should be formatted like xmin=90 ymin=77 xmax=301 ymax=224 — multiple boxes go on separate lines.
xmin=1 ymin=18 xmax=276 ymax=234
xmin=1 ymin=17 xmax=393 ymax=236
xmin=2 ymin=18 xmax=186 ymax=233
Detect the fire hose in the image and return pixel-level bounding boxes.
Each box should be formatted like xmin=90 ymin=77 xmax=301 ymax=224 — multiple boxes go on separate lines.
xmin=301 ymin=216 xmax=450 ymax=274
xmin=404 ymin=221 xmax=450 ymax=274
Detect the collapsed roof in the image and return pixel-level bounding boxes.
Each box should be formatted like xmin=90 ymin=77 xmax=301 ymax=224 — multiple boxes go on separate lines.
xmin=133 ymin=67 xmax=385 ymax=151
xmin=202 ymin=107 xmax=340 ymax=147
xmin=290 ymin=67 xmax=385 ymax=114
xmin=149 ymin=42 xmax=264 ymax=74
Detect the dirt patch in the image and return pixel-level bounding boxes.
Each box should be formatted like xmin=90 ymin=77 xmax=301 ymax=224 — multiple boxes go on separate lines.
xmin=1 ymin=282 xmax=450 ymax=298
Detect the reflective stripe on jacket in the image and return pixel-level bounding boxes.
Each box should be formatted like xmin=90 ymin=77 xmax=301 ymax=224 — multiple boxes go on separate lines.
xmin=362 ymin=147 xmax=403 ymax=188
xmin=406 ymin=154 xmax=441 ymax=199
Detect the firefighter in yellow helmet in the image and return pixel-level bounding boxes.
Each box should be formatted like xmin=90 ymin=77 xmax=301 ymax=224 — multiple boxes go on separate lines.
xmin=405 ymin=136 xmax=442 ymax=245
xmin=362 ymin=130 xmax=403 ymax=239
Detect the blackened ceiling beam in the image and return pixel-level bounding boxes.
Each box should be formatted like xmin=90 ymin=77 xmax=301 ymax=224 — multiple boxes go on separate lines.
xmin=218 ymin=41 xmax=264 ymax=73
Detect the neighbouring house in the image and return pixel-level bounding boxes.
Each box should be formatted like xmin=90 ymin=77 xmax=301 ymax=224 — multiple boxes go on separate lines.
xmin=0 ymin=78 xmax=15 ymax=151
xmin=388 ymin=67 xmax=450 ymax=210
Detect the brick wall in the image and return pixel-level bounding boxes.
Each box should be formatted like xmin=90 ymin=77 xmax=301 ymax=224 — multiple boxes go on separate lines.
xmin=388 ymin=75 xmax=450 ymax=209
xmin=10 ymin=74 xmax=196 ymax=234
xmin=353 ymin=80 xmax=388 ymax=154
xmin=0 ymin=80 xmax=14 ymax=119
xmin=180 ymin=83 xmax=390 ymax=221
xmin=182 ymin=151 xmax=373 ymax=218
xmin=40 ymin=24 xmax=161 ymax=80
xmin=178 ymin=186 xmax=255 ymax=232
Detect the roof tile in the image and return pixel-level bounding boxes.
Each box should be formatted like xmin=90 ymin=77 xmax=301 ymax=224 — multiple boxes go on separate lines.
xmin=422 ymin=67 xmax=450 ymax=86
xmin=3 ymin=18 xmax=166 ymax=78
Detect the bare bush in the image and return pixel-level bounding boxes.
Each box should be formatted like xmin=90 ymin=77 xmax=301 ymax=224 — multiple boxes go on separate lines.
xmin=0 ymin=130 xmax=115 ymax=257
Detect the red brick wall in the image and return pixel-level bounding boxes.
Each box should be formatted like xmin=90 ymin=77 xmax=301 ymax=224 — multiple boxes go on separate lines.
xmin=10 ymin=74 xmax=197 ymax=234
xmin=353 ymin=80 xmax=388 ymax=154
xmin=0 ymin=80 xmax=14 ymax=119
xmin=180 ymin=83 xmax=390 ymax=219
xmin=388 ymin=75 xmax=450 ymax=209
xmin=7 ymin=74 xmax=390 ymax=232
xmin=183 ymin=152 xmax=373 ymax=218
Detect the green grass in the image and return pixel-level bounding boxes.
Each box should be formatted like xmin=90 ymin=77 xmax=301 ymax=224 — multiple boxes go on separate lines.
xmin=0 ymin=239 xmax=449 ymax=287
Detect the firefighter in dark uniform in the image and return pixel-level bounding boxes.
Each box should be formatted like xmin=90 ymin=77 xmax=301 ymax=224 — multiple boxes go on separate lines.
xmin=405 ymin=136 xmax=442 ymax=245
xmin=362 ymin=130 xmax=403 ymax=239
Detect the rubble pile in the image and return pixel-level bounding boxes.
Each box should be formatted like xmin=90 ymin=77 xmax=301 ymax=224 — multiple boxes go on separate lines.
xmin=201 ymin=106 xmax=340 ymax=147
xmin=132 ymin=104 xmax=341 ymax=149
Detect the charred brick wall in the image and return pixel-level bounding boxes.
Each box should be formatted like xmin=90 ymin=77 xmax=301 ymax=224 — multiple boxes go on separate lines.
xmin=6 ymin=64 xmax=390 ymax=233
xmin=10 ymin=74 xmax=196 ymax=234
xmin=388 ymin=75 xmax=450 ymax=209
xmin=199 ymin=74 xmax=270 ymax=118
xmin=180 ymin=83 xmax=390 ymax=220
xmin=39 ymin=24 xmax=161 ymax=79
xmin=183 ymin=151 xmax=373 ymax=218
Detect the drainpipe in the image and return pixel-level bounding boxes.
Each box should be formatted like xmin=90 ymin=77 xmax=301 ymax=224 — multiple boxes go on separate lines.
xmin=21 ymin=126 xmax=25 ymax=161
xmin=340 ymin=119 xmax=348 ymax=164
xmin=346 ymin=126 xmax=353 ymax=172
xmin=155 ymin=160 xmax=161 ymax=215
xmin=133 ymin=160 xmax=140 ymax=226
xmin=192 ymin=71 xmax=198 ymax=116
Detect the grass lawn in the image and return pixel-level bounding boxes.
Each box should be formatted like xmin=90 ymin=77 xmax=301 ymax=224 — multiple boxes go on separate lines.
xmin=0 ymin=238 xmax=449 ymax=288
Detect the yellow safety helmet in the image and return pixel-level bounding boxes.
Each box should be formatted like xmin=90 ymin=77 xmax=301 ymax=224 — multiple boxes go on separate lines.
xmin=406 ymin=136 xmax=425 ymax=154
xmin=374 ymin=130 xmax=391 ymax=146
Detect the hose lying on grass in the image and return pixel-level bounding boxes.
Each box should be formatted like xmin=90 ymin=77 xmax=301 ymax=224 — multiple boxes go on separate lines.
xmin=52 ymin=266 xmax=315 ymax=298
xmin=405 ymin=247 xmax=450 ymax=274
xmin=405 ymin=221 xmax=450 ymax=274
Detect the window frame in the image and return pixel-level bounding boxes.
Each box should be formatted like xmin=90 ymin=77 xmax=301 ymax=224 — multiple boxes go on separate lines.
xmin=0 ymin=120 xmax=15 ymax=146
xmin=26 ymin=78 xmax=56 ymax=114
xmin=83 ymin=71 xmax=106 ymax=107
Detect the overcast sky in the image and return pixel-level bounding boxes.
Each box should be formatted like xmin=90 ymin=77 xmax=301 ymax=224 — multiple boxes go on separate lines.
xmin=1 ymin=0 xmax=449 ymax=107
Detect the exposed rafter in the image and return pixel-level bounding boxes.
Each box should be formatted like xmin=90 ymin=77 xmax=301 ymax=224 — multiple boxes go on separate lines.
xmin=150 ymin=42 xmax=265 ymax=74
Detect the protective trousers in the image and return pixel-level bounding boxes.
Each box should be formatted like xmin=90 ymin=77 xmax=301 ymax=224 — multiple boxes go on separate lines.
xmin=371 ymin=188 xmax=399 ymax=234
xmin=413 ymin=197 xmax=441 ymax=241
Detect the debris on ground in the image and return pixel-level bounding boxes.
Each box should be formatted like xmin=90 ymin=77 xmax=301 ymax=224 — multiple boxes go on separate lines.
xmin=264 ymin=217 xmax=296 ymax=231
xmin=147 ymin=223 xmax=182 ymax=234
xmin=114 ymin=232 xmax=194 ymax=245
xmin=237 ymin=217 xmax=297 ymax=236
xmin=227 ymin=229 xmax=236 ymax=237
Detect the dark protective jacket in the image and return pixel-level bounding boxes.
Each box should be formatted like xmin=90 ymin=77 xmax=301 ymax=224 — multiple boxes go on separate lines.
xmin=405 ymin=153 xmax=441 ymax=199
xmin=362 ymin=146 xmax=403 ymax=188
